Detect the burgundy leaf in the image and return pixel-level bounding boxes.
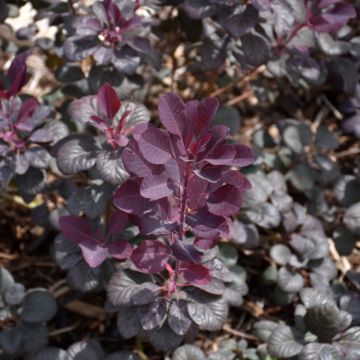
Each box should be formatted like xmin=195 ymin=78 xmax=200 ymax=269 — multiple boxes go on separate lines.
xmin=132 ymin=122 xmax=153 ymax=142
xmin=194 ymin=237 xmax=218 ymax=250
xmin=59 ymin=215 xmax=98 ymax=245
xmin=15 ymin=99 xmax=38 ymax=132
xmin=7 ymin=52 xmax=28 ymax=98
xmin=230 ymin=144 xmax=254 ymax=167
xmin=310 ymin=1 xmax=356 ymax=33
xmin=194 ymin=165 xmax=223 ymax=183
xmin=158 ymin=93 xmax=187 ymax=139
xmin=195 ymin=97 xmax=219 ymax=135
xmin=186 ymin=209 xmax=228 ymax=239
xmin=122 ymin=145 xmax=152 ymax=177
xmin=79 ymin=242 xmax=109 ymax=268
xmin=205 ymin=144 xmax=236 ymax=165
xmin=131 ymin=240 xmax=169 ymax=273
xmin=136 ymin=213 xmax=177 ymax=235
xmin=207 ymin=184 xmax=243 ymax=216
xmin=164 ymin=158 xmax=181 ymax=183
xmin=222 ymin=169 xmax=251 ymax=190
xmin=183 ymin=100 xmax=199 ymax=147
xmin=182 ymin=262 xmax=211 ymax=285
xmin=170 ymin=239 xmax=202 ymax=263
xmin=138 ymin=128 xmax=172 ymax=165
xmin=108 ymin=240 xmax=132 ymax=260
xmin=140 ymin=171 xmax=174 ymax=200
xmin=107 ymin=210 xmax=128 ymax=239
xmin=187 ymin=175 xmax=208 ymax=210
xmin=29 ymin=128 xmax=53 ymax=143
xmin=97 ymin=83 xmax=121 ymax=120
xmin=113 ymin=179 xmax=152 ymax=215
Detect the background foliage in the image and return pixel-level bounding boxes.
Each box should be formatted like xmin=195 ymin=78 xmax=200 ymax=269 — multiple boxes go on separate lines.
xmin=0 ymin=0 xmax=359 ymax=359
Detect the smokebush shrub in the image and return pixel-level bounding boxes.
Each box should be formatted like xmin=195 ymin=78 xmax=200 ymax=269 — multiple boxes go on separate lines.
xmin=0 ymin=0 xmax=359 ymax=358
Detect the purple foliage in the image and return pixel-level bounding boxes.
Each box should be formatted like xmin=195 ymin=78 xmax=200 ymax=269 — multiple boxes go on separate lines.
xmin=68 ymin=83 xmax=133 ymax=148
xmin=113 ymin=92 xmax=253 ymax=292
xmin=0 ymin=55 xmax=53 ymax=188
xmin=59 ymin=210 xmax=131 ymax=268
xmin=64 ymin=0 xmax=158 ymax=74
xmin=307 ymin=0 xmax=356 ymax=33
xmin=0 ymin=53 xmax=28 ymax=100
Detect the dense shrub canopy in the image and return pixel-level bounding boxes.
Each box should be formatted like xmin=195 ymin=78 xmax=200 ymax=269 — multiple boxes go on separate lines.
xmin=0 ymin=0 xmax=359 ymax=359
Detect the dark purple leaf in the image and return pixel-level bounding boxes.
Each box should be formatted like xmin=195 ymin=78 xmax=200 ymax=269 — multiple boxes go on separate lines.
xmin=138 ymin=128 xmax=172 ymax=165
xmin=170 ymin=239 xmax=202 ymax=263
xmin=187 ymin=175 xmax=208 ymax=210
xmin=197 ymin=277 xmax=226 ymax=296
xmin=107 ymin=271 xmax=159 ymax=307
xmin=201 ymin=32 xmax=229 ymax=70
xmin=194 ymin=237 xmax=218 ymax=250
xmin=137 ymin=298 xmax=168 ymax=331
xmin=24 ymin=147 xmax=51 ymax=169
xmin=122 ymin=146 xmax=152 ymax=177
xmin=187 ymin=293 xmax=228 ymax=331
xmin=194 ymin=165 xmax=223 ymax=183
xmin=207 ymin=184 xmax=243 ymax=216
xmin=95 ymin=149 xmax=129 ymax=186
xmin=222 ymin=169 xmax=251 ymax=190
xmin=97 ymin=83 xmax=121 ymax=120
xmin=29 ymin=129 xmax=53 ymax=143
xmin=108 ymin=241 xmax=132 ymax=260
xmin=205 ymin=144 xmax=236 ymax=165
xmin=182 ymin=262 xmax=211 ymax=285
xmin=222 ymin=4 xmax=258 ymax=37
xmin=116 ymin=307 xmax=141 ymax=339
xmin=15 ymin=99 xmax=38 ymax=132
xmin=107 ymin=210 xmax=128 ymax=239
xmin=78 ymin=242 xmax=110 ymax=268
xmin=136 ymin=213 xmax=177 ymax=236
xmin=59 ymin=215 xmax=96 ymax=245
xmin=241 ymin=32 xmax=270 ymax=67
xmin=113 ymin=179 xmax=152 ymax=215
xmin=55 ymin=134 xmax=98 ymax=175
xmin=186 ymin=209 xmax=228 ymax=239
xmin=131 ymin=240 xmax=169 ymax=273
xmin=310 ymin=1 xmax=356 ymax=33
xmin=231 ymin=144 xmax=254 ymax=167
xmin=15 ymin=154 xmax=29 ymax=175
xmin=164 ymin=158 xmax=181 ymax=183
xmin=140 ymin=171 xmax=173 ymax=200
xmin=6 ymin=52 xmax=28 ymax=97
xmin=168 ymin=300 xmax=192 ymax=336
xmin=195 ymin=97 xmax=219 ymax=136
xmin=158 ymin=92 xmax=187 ymax=138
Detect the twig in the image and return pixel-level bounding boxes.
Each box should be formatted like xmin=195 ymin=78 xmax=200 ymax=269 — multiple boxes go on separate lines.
xmin=335 ymin=148 xmax=360 ymax=158
xmin=135 ymin=337 xmax=150 ymax=360
xmin=0 ymin=252 xmax=18 ymax=260
xmin=49 ymin=279 xmax=67 ymax=295
xmin=68 ymin=0 xmax=76 ymax=15
xmin=222 ymin=324 xmax=258 ymax=341
xmin=64 ymin=300 xmax=106 ymax=320
xmin=226 ymin=90 xmax=253 ymax=107
xmin=49 ymin=321 xmax=81 ymax=337
xmin=321 ymin=95 xmax=343 ymax=120
xmin=209 ymin=65 xmax=265 ymax=98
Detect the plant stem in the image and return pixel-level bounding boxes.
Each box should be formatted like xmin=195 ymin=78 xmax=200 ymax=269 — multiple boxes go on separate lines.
xmin=174 ymin=162 xmax=191 ymax=283
xmin=178 ymin=163 xmax=190 ymax=240
xmin=68 ymin=0 xmax=76 ymax=15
